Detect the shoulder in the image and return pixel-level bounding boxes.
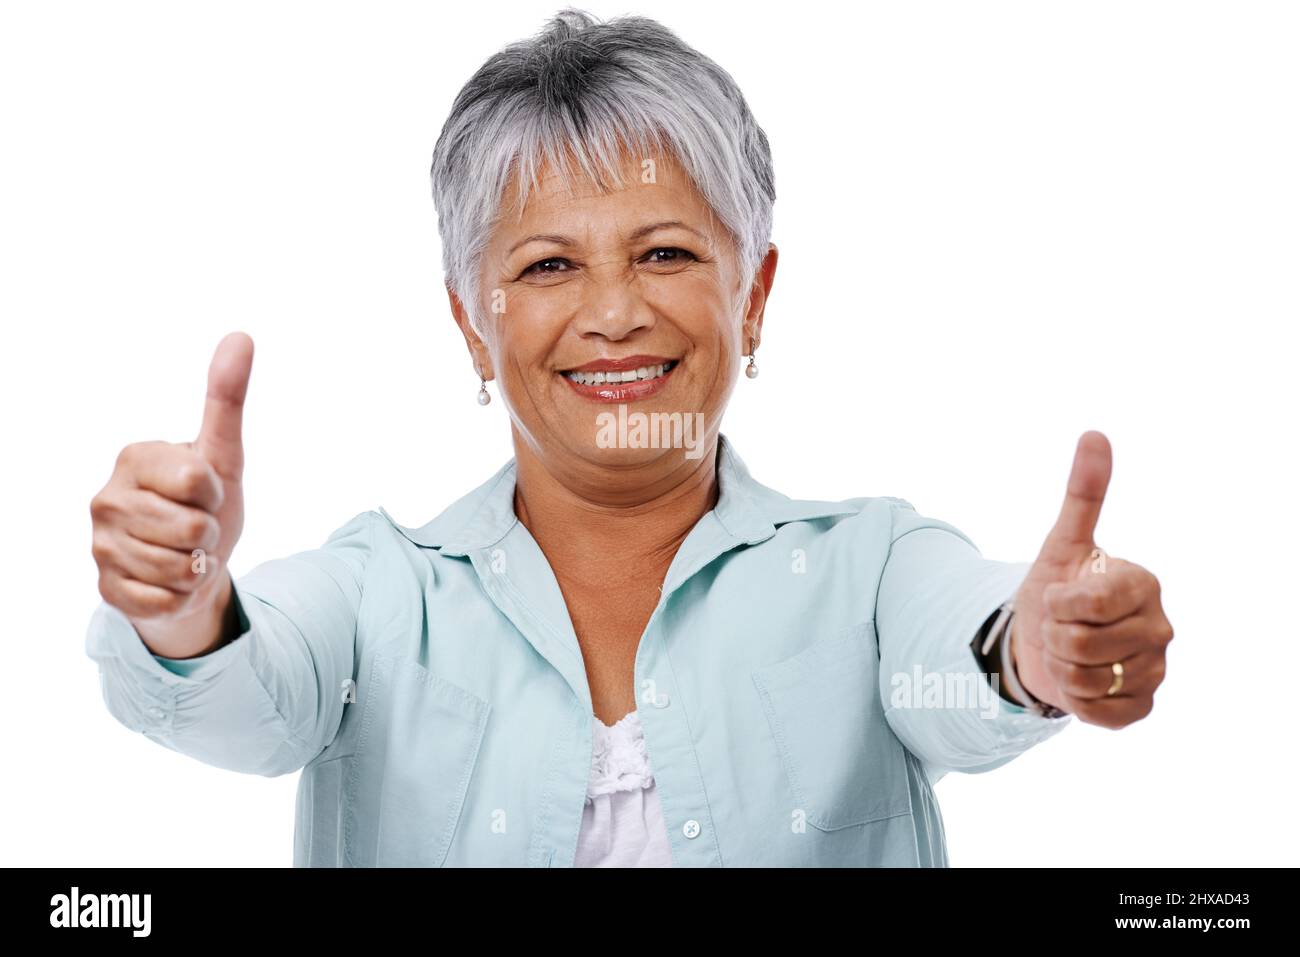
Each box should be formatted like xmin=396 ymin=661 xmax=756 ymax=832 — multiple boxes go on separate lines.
xmin=715 ymin=436 xmax=934 ymax=545
xmin=733 ymin=464 xmax=923 ymax=541
xmin=741 ymin=477 xmax=979 ymax=560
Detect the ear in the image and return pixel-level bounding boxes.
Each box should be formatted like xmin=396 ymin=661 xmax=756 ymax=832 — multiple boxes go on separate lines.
xmin=447 ymin=281 xmax=494 ymax=380
xmin=740 ymin=243 xmax=778 ymax=353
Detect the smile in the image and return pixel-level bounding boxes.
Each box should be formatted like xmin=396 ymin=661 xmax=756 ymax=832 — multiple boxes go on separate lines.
xmin=564 ymin=360 xmax=676 ymax=386
xmin=558 ymin=358 xmax=679 ymax=403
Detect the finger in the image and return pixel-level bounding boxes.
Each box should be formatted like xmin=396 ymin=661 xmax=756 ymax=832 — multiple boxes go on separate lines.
xmin=126 ymin=493 xmax=222 ymax=552
xmin=195 ymin=331 xmax=253 ymax=480
xmin=105 ymin=529 xmax=219 ymax=594
xmin=1036 ymin=431 xmax=1112 ymax=565
xmin=100 ymin=573 xmax=194 ymax=621
xmin=130 ymin=445 xmax=224 ymax=513
xmin=1042 ymin=562 xmax=1149 ymax=624
xmin=1045 ymin=648 xmax=1164 ymax=702
xmin=1040 ymin=612 xmax=1163 ymax=665
xmin=116 ymin=488 xmax=221 ymax=552
xmin=1056 ymin=688 xmax=1157 ymax=729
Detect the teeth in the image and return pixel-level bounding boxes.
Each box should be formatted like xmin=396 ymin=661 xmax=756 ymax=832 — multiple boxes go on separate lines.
xmin=566 ymin=361 xmax=674 ymax=387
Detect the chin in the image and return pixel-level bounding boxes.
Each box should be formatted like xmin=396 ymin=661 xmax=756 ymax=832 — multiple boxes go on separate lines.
xmin=573 ymin=436 xmax=708 ymax=469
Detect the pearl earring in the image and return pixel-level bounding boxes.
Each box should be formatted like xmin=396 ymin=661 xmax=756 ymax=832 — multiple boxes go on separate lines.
xmin=476 ymin=372 xmax=491 ymax=406
xmin=745 ymin=338 xmax=759 ymax=379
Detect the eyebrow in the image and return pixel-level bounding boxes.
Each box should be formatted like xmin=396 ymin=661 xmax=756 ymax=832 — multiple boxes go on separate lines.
xmin=506 ymin=220 xmax=706 ymax=256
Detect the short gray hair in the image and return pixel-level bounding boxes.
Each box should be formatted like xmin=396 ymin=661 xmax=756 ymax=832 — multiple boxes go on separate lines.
xmin=429 ymin=7 xmax=776 ymax=331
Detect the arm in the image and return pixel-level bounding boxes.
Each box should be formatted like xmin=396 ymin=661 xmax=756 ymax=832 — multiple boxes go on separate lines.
xmin=875 ymin=500 xmax=1072 ymax=778
xmin=85 ymin=333 xmax=375 ymax=777
xmin=86 ymin=510 xmax=376 ymax=777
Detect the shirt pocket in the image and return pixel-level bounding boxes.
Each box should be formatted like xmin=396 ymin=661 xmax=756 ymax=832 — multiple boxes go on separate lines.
xmin=343 ymin=653 xmax=491 ymax=866
xmin=751 ymin=621 xmax=912 ymax=831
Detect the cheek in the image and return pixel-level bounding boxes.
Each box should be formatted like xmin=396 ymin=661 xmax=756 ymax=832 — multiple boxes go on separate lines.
xmin=488 ymin=310 xmax=562 ymax=371
xmin=651 ymin=293 xmax=739 ymax=361
xmin=654 ymin=273 xmax=735 ymax=319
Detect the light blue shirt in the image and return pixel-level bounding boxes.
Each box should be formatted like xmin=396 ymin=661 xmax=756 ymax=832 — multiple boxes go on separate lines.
xmin=86 ymin=434 xmax=1071 ymax=866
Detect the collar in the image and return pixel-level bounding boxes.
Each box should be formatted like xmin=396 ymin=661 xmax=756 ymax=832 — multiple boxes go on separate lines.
xmin=378 ymin=433 xmax=859 ymax=558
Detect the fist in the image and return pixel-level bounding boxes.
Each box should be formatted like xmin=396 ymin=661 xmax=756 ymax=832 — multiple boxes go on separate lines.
xmin=1011 ymin=431 xmax=1175 ymax=729
xmin=90 ymin=333 xmax=253 ymax=624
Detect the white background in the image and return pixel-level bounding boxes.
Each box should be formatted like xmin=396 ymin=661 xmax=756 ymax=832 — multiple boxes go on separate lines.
xmin=1 ymin=0 xmax=1296 ymax=867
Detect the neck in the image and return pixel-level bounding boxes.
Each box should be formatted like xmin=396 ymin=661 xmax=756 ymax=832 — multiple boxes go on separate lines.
xmin=511 ymin=433 xmax=721 ymax=587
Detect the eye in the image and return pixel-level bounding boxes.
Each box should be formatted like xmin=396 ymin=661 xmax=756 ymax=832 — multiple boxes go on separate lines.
xmin=642 ymin=247 xmax=698 ymax=266
xmin=520 ymin=257 xmax=573 ymax=278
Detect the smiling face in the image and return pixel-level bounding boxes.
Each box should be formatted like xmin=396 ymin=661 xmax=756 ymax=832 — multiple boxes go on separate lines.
xmin=449 ymin=144 xmax=776 ymax=483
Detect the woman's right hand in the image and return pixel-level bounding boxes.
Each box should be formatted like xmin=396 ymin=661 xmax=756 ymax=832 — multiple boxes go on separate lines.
xmin=90 ymin=332 xmax=254 ymax=658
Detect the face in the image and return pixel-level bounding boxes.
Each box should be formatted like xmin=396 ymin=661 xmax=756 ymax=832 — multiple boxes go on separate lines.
xmin=450 ymin=144 xmax=777 ymax=482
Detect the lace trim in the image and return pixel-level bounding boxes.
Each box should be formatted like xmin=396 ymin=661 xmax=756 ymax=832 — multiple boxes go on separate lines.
xmin=586 ymin=709 xmax=655 ymax=804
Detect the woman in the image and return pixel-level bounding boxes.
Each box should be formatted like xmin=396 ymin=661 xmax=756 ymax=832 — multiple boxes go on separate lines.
xmin=85 ymin=9 xmax=1173 ymax=867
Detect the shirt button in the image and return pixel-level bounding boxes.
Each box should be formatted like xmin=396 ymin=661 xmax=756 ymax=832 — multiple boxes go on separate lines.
xmin=682 ymin=819 xmax=701 ymax=839
xmin=653 ymin=693 xmax=670 ymax=708
xmin=148 ymin=707 xmax=164 ymax=720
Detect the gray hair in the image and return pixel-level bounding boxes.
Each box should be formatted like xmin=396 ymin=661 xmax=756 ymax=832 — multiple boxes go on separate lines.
xmin=429 ymin=7 xmax=776 ymax=332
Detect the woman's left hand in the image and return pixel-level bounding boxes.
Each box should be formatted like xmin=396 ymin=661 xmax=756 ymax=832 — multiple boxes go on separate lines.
xmin=1009 ymin=432 xmax=1175 ymax=728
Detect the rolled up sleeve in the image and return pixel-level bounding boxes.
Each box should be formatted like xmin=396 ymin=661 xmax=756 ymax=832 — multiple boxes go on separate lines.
xmin=85 ymin=510 xmax=377 ymax=777
xmin=875 ymin=499 xmax=1071 ymax=778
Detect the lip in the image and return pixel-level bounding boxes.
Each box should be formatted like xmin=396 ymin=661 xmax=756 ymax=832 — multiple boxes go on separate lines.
xmin=563 ymin=354 xmax=676 ymax=374
xmin=558 ymin=356 xmax=680 ymax=403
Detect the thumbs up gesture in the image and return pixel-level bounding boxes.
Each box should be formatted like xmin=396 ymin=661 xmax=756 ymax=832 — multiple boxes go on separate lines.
xmin=90 ymin=333 xmax=254 ymax=653
xmin=1008 ymin=432 xmax=1174 ymax=727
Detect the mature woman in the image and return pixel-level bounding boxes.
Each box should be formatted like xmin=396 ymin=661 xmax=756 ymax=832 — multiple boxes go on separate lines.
xmin=85 ymin=9 xmax=1173 ymax=867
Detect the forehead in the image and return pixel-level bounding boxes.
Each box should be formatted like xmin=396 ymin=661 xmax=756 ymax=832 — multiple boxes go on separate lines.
xmin=494 ymin=143 xmax=719 ymax=238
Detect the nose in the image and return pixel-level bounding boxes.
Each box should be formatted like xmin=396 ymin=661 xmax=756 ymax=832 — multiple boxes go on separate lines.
xmin=570 ymin=267 xmax=656 ymax=341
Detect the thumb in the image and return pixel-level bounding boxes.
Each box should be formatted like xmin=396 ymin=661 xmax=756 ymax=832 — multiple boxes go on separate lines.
xmin=1035 ymin=430 xmax=1112 ymax=566
xmin=195 ymin=332 xmax=254 ymax=479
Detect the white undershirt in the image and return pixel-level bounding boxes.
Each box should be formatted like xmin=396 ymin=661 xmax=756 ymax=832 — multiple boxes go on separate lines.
xmin=573 ymin=710 xmax=674 ymax=867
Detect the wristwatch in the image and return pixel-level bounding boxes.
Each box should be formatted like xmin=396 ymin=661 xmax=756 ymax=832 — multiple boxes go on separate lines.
xmin=974 ymin=600 xmax=1068 ymax=719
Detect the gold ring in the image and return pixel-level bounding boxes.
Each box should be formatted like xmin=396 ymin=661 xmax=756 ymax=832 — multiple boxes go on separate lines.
xmin=1106 ymin=661 xmax=1124 ymax=696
